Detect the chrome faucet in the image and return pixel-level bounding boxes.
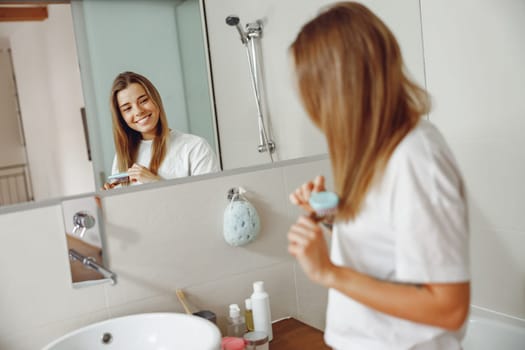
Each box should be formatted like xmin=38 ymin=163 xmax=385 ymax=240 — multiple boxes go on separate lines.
xmin=71 ymin=211 xmax=96 ymax=238
xmin=69 ymin=249 xmax=117 ymax=285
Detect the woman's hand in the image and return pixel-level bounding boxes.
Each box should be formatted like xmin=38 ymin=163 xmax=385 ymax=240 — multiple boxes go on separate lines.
xmin=289 ymin=175 xmax=326 ymax=213
xmin=102 ymin=182 xmax=115 ymax=190
xmin=127 ymin=163 xmax=161 ymax=184
xmin=287 ymin=215 xmax=334 ymax=286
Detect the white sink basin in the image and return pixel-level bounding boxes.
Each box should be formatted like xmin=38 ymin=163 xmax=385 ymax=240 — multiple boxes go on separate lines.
xmin=42 ymin=312 xmax=221 ymax=350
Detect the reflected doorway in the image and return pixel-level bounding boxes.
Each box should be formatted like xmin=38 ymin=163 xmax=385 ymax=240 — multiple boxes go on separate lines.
xmin=0 ymin=3 xmax=95 ymax=207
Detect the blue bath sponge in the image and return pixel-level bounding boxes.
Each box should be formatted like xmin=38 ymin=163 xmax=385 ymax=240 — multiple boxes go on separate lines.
xmin=223 ymin=200 xmax=261 ymax=246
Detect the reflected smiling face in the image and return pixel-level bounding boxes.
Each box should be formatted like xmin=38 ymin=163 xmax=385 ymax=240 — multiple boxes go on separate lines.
xmin=117 ymin=83 xmax=160 ymax=140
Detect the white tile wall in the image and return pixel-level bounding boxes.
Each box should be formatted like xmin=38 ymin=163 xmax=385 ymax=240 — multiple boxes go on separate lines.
xmin=470 ymin=226 xmax=525 ymax=316
xmin=421 ymin=0 xmax=525 ymax=320
xmin=0 ymin=206 xmax=107 ymax=342
xmin=102 ymin=167 xmax=292 ymax=307
xmin=282 ymin=158 xmax=333 ymax=330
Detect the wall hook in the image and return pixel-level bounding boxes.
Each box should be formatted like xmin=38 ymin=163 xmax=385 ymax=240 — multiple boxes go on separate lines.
xmin=227 ymin=186 xmax=247 ymax=201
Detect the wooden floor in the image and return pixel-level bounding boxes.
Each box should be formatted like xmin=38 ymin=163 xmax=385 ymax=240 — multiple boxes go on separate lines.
xmin=271 ymin=318 xmax=331 ymax=349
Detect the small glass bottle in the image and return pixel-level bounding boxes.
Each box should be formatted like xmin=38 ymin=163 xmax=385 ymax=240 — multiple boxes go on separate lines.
xmin=226 ymin=304 xmax=246 ymax=337
xmin=245 ymin=298 xmax=254 ymax=331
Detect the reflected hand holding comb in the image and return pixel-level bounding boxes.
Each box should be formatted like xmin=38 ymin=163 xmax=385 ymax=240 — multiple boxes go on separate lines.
xmin=102 ymin=172 xmax=129 ymax=190
xmin=126 ymin=163 xmax=161 ymax=184
xmin=103 ymin=164 xmax=161 ymax=190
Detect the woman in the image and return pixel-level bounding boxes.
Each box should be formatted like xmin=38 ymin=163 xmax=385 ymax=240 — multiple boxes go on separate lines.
xmin=104 ymin=71 xmax=219 ymax=189
xmin=287 ymin=2 xmax=470 ymax=349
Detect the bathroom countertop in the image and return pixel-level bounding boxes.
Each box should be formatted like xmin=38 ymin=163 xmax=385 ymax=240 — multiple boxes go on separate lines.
xmin=270 ymin=318 xmax=330 ymax=349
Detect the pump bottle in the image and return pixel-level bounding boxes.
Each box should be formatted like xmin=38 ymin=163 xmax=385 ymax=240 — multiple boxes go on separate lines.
xmin=226 ymin=303 xmax=246 ymax=337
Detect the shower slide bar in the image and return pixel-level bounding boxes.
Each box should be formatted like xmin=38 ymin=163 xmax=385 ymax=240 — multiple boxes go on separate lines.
xmin=226 ymin=15 xmax=276 ymax=159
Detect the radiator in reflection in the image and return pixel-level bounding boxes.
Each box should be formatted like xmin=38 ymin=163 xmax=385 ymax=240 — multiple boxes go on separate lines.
xmin=0 ymin=164 xmax=31 ymax=206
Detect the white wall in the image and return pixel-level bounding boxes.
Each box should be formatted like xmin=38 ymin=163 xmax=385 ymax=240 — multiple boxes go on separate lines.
xmin=421 ymin=0 xmax=525 ymax=319
xmin=0 ymin=156 xmax=331 ymax=349
xmin=0 ymin=5 xmax=94 ymax=201
xmin=205 ymin=0 xmax=425 ymax=170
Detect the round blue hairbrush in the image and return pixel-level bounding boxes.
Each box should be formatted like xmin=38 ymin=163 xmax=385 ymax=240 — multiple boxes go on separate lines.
xmin=308 ymin=191 xmax=339 ymax=224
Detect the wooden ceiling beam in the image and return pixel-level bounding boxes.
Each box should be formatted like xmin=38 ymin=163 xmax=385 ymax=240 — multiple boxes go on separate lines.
xmin=0 ymin=6 xmax=48 ymax=22
xmin=0 ymin=1 xmax=69 ymax=4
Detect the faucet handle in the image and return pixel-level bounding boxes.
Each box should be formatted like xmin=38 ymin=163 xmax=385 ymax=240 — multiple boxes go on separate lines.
xmin=72 ymin=211 xmax=96 ymax=238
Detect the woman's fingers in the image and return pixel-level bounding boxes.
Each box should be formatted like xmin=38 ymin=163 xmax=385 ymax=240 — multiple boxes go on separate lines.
xmin=288 ymin=242 xmax=303 ymax=257
xmin=300 ymin=181 xmax=315 ymax=201
xmin=287 ymin=215 xmax=332 ymax=285
xmin=289 ymin=176 xmax=327 ymax=209
xmin=287 ymin=216 xmax=321 ymax=246
xmin=127 ymin=163 xmax=160 ymax=184
xmin=128 ymin=163 xmax=144 ymax=175
xmin=313 ymin=175 xmax=326 ymax=192
xmin=128 ymin=164 xmax=147 ymax=181
xmin=289 ymin=192 xmax=301 ymax=205
xmin=102 ymin=183 xmax=112 ymax=190
xmin=289 ymin=179 xmax=316 ymax=207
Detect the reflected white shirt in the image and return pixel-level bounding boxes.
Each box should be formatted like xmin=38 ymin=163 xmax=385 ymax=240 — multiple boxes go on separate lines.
xmin=111 ymin=129 xmax=220 ymax=181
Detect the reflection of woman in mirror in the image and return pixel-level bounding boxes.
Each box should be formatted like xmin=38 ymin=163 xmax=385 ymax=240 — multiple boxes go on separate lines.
xmin=104 ymin=71 xmax=219 ymax=189
xmin=287 ymin=2 xmax=469 ymax=349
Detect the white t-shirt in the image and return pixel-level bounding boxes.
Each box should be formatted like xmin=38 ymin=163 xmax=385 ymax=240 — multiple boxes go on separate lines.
xmin=325 ymin=120 xmax=469 ymax=350
xmin=111 ymin=129 xmax=220 ymax=182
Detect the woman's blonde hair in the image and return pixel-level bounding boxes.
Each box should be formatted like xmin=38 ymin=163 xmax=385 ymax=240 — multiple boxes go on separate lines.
xmin=291 ymin=2 xmax=430 ymax=220
xmin=109 ymin=71 xmax=170 ymax=175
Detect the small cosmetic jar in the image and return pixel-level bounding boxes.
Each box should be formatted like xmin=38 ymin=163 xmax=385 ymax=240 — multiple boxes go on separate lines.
xmin=243 ymin=331 xmax=269 ymax=350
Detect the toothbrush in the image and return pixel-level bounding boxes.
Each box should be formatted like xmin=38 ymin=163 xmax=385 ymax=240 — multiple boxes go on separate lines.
xmin=175 ymin=289 xmax=192 ymax=315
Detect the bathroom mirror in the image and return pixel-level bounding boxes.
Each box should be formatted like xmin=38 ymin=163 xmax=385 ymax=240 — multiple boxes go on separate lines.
xmin=62 ymin=196 xmax=116 ymax=287
xmin=0 ymin=0 xmax=221 ymax=211
xmin=71 ymin=0 xmax=221 ymax=189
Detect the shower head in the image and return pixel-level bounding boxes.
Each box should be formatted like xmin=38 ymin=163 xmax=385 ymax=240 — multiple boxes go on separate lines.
xmin=225 ymin=15 xmax=247 ymax=44
xmin=225 ymin=15 xmax=240 ymax=26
